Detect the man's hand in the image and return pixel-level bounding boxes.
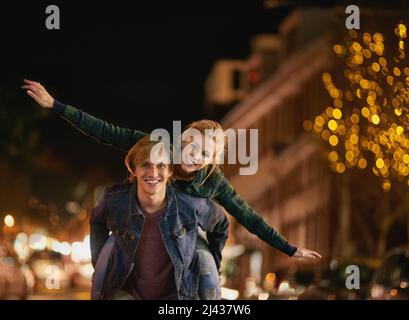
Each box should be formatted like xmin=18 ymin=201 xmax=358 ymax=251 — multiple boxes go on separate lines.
xmin=21 ymin=79 xmax=54 ymax=109
xmin=293 ymin=248 xmax=322 ymax=260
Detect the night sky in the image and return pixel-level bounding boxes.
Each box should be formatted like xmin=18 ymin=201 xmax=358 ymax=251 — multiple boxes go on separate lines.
xmin=1 ymin=1 xmax=292 ymax=186
xmin=0 ymin=1 xmax=300 ymax=220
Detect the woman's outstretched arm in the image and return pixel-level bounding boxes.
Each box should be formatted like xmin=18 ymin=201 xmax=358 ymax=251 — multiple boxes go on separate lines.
xmin=22 ymin=79 xmax=148 ymax=151
xmin=212 ymin=169 xmax=321 ymax=260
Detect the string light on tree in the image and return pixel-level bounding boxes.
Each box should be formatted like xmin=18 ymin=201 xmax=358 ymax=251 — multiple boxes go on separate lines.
xmin=304 ymin=24 xmax=409 ymax=191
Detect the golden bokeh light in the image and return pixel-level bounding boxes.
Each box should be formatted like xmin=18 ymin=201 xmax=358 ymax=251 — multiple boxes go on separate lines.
xmin=333 ymin=108 xmax=342 ymax=119
xmin=371 ymin=114 xmax=380 ymax=125
xmin=329 ymin=135 xmax=339 ymax=146
xmin=4 ymin=215 xmax=14 ymax=228
xmin=307 ymin=24 xmax=409 ymax=190
xmin=376 ymin=158 xmax=385 ymax=169
xmin=328 ymin=119 xmax=338 ymax=131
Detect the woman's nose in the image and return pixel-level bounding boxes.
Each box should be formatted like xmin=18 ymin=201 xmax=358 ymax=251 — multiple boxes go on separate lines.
xmin=190 ymin=152 xmax=201 ymax=163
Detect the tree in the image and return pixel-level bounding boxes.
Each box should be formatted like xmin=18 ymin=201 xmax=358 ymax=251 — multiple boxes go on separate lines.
xmin=305 ymin=25 xmax=409 ymax=256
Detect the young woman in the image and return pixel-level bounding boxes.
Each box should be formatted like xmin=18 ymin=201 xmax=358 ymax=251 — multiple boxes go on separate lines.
xmin=22 ymin=79 xmax=322 ymax=262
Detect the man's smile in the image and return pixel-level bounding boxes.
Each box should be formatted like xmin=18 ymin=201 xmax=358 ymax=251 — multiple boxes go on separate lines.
xmin=143 ymin=178 xmax=162 ymax=185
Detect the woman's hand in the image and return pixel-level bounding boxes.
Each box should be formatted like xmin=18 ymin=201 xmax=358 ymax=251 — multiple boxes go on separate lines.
xmin=21 ymin=79 xmax=54 ymax=109
xmin=293 ymin=248 xmax=322 ymax=260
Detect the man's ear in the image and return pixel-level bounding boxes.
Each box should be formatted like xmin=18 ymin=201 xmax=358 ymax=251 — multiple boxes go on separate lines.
xmin=167 ymin=167 xmax=174 ymax=181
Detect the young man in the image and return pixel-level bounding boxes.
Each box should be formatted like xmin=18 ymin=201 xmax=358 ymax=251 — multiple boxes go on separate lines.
xmin=90 ymin=136 xmax=229 ymax=300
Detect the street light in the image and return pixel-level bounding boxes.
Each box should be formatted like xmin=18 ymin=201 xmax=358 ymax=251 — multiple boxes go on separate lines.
xmin=4 ymin=214 xmax=15 ymax=228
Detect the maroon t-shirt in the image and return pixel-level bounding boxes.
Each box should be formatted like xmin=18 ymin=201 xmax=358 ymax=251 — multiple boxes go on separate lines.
xmin=122 ymin=203 xmax=178 ymax=300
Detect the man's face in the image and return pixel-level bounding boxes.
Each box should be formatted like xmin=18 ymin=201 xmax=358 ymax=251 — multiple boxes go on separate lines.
xmin=135 ymin=156 xmax=173 ymax=196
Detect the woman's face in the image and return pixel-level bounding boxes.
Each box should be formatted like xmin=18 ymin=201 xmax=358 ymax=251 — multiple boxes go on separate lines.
xmin=180 ymin=132 xmax=215 ymax=174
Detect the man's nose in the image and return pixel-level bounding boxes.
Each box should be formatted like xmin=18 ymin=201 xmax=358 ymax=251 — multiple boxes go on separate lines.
xmin=147 ymin=165 xmax=159 ymax=176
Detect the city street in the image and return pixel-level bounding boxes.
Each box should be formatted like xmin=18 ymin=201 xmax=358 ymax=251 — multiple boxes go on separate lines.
xmin=27 ymin=288 xmax=90 ymax=300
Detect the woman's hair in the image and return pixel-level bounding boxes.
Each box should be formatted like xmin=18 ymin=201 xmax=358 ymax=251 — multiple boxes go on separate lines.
xmin=182 ymin=119 xmax=227 ymax=185
xmin=125 ymin=136 xmax=173 ymax=183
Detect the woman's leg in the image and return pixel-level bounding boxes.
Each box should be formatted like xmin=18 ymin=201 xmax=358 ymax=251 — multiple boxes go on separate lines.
xmin=112 ymin=290 xmax=136 ymax=300
xmin=196 ymin=235 xmax=221 ymax=300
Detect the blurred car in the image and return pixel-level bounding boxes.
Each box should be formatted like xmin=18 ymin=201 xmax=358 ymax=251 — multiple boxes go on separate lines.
xmin=0 ymin=241 xmax=27 ymax=300
xmin=265 ymin=263 xmax=320 ymax=300
xmin=370 ymin=245 xmax=409 ymax=300
xmin=71 ymin=262 xmax=93 ymax=290
xmin=28 ymin=250 xmax=71 ymax=293
xmin=299 ymin=258 xmax=380 ymax=300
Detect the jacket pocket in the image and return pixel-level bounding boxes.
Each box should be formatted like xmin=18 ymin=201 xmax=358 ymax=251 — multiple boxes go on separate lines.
xmin=172 ymin=223 xmax=197 ymax=265
xmin=174 ymin=223 xmax=196 ymax=237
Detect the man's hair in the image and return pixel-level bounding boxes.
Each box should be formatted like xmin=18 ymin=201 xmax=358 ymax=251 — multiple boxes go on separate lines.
xmin=125 ymin=136 xmax=173 ymax=183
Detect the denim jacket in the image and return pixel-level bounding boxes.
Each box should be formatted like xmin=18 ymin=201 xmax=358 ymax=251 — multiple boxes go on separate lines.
xmin=53 ymin=101 xmax=297 ymax=256
xmin=90 ymin=182 xmax=229 ymax=300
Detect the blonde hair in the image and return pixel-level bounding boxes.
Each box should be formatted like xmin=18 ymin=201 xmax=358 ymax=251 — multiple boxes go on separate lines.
xmin=182 ymin=119 xmax=227 ymax=185
xmin=125 ymin=136 xmax=173 ymax=183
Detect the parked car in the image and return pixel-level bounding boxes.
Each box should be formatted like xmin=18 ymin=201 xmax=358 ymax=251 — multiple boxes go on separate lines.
xmin=370 ymin=245 xmax=409 ymax=300
xmin=268 ymin=263 xmax=321 ymax=300
xmin=299 ymin=258 xmax=380 ymax=300
xmin=0 ymin=241 xmax=27 ymax=300
xmin=71 ymin=261 xmax=93 ymax=290
xmin=28 ymin=250 xmax=71 ymax=293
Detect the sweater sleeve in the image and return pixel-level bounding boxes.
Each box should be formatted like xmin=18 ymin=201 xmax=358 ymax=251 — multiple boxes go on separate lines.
xmin=52 ymin=100 xmax=148 ymax=151
xmin=212 ymin=170 xmax=297 ymax=256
